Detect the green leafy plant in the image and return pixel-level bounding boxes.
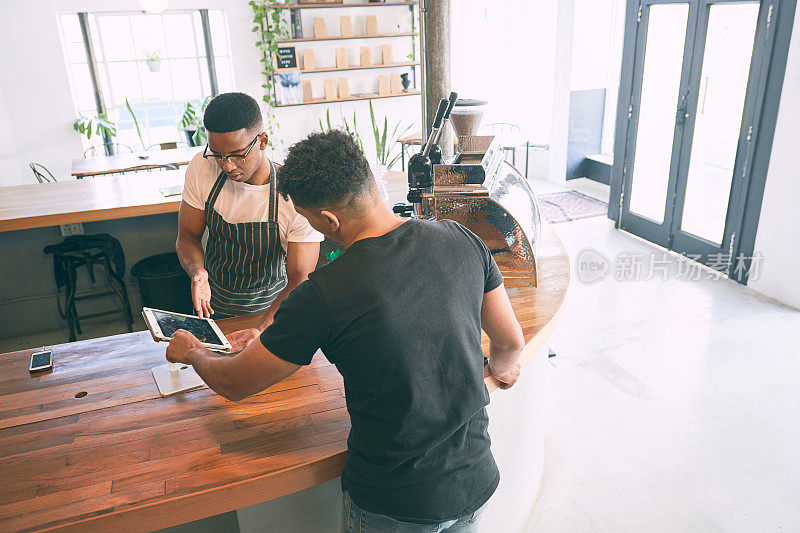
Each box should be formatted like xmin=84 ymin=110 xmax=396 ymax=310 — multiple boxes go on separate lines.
xmin=368 ymin=100 xmax=411 ymax=169
xmin=124 ymin=97 xmax=147 ymax=151
xmin=250 ymin=0 xmax=290 ymax=148
xmin=73 ymin=113 xmax=117 ymax=141
xmin=318 ymin=108 xmax=365 ymax=152
xmin=180 ymin=96 xmax=212 ymax=146
xmin=142 ymin=49 xmax=161 ymax=63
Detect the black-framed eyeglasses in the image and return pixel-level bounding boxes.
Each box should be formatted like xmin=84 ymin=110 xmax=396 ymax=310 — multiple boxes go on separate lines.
xmin=202 ymin=134 xmax=261 ymax=166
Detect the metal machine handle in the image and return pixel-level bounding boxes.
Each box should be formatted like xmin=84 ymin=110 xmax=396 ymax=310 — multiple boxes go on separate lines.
xmin=422 ymin=99 xmax=449 ymax=157
xmin=432 ymin=92 xmax=458 ymax=146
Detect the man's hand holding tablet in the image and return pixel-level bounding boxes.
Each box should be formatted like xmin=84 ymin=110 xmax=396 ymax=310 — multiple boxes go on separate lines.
xmin=142 ymin=307 xmax=232 ymax=352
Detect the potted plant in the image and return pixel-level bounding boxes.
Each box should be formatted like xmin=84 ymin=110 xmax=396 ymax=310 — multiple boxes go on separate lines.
xmin=180 ymin=96 xmax=212 ymax=146
xmin=369 ymin=99 xmax=411 ymax=173
xmin=73 ymin=113 xmax=117 ymax=142
xmin=318 ymin=108 xmax=364 ymax=152
xmin=143 ymin=50 xmax=162 ymax=72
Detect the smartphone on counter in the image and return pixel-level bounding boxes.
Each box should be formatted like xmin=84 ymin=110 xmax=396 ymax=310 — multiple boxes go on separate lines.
xmin=29 ymin=349 xmax=53 ymax=373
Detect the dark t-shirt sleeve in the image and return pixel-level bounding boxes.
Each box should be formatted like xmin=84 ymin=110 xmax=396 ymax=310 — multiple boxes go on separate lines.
xmin=483 ymin=245 xmax=503 ymax=293
xmin=259 ymin=279 xmax=329 ymax=366
xmin=445 ymin=220 xmax=504 ymax=293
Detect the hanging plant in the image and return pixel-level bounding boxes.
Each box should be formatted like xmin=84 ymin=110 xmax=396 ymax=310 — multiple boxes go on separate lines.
xmin=250 ymin=0 xmax=290 ymax=148
xmin=142 ymin=49 xmax=162 ymax=72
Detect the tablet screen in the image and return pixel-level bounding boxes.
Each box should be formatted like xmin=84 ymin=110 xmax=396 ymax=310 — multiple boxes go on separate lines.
xmin=152 ymin=311 xmax=224 ymax=346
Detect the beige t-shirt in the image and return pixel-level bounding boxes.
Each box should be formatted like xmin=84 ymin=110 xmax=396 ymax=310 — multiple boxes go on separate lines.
xmin=182 ymin=153 xmax=323 ymax=251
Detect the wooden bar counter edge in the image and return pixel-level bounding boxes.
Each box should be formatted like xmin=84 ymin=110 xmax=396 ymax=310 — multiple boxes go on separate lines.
xmin=0 ymin=174 xmax=569 ymax=533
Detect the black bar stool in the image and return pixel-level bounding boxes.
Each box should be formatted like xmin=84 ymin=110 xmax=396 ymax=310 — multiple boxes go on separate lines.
xmin=44 ymin=236 xmax=134 ymax=342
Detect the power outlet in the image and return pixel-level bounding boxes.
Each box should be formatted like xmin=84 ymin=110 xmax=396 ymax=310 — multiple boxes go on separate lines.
xmin=60 ymin=223 xmax=84 ymax=236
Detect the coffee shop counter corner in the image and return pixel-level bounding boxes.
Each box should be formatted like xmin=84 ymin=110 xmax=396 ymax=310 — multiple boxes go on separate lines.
xmin=0 ymin=167 xmax=568 ymax=533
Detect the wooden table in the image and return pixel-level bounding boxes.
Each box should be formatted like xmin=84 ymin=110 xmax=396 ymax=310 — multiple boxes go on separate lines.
xmin=71 ymin=147 xmax=201 ymax=179
xmin=0 ymin=170 xmax=185 ymax=233
xmin=0 ymin=172 xmax=570 ymax=532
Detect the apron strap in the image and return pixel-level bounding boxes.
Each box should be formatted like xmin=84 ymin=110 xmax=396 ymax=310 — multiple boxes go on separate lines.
xmin=205 ymin=171 xmax=227 ymax=217
xmin=268 ymin=159 xmax=279 ymax=224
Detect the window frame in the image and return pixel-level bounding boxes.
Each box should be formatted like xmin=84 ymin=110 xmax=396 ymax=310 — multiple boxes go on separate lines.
xmin=60 ymin=8 xmax=232 ymax=156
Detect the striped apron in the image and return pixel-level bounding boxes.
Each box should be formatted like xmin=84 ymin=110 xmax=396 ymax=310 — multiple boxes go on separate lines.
xmin=204 ymin=160 xmax=287 ymax=318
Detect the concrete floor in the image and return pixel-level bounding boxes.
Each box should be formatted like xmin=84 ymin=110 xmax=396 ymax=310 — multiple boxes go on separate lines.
xmin=524 ymin=178 xmax=800 ymax=531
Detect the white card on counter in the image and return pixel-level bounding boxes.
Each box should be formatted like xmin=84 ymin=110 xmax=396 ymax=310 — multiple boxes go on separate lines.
xmin=152 ymin=363 xmax=205 ymax=397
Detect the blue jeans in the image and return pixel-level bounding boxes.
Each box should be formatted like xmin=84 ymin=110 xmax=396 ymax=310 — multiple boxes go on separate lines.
xmin=340 ymin=491 xmax=488 ymax=533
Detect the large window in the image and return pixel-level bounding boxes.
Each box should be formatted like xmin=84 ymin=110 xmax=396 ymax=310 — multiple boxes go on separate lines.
xmin=59 ymin=9 xmax=233 ymax=153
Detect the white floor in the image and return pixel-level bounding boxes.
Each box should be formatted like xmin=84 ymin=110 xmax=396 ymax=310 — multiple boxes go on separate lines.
xmin=523 ymin=177 xmax=800 ymax=532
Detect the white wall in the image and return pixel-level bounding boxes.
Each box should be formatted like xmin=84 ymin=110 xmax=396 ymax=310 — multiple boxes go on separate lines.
xmin=548 ymin=0 xmax=626 ymax=181
xmin=0 ymin=1 xmax=84 ymax=186
xmin=749 ymin=10 xmax=800 ymax=310
xmin=548 ymin=0 xmax=575 ymax=184
xmin=0 ymin=0 xmax=421 ymax=187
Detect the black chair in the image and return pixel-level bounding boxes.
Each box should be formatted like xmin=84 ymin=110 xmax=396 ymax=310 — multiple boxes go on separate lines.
xmin=83 ymin=143 xmax=134 ymax=157
xmin=44 ymin=235 xmax=134 ymax=342
xmin=30 ymin=163 xmax=56 ymax=183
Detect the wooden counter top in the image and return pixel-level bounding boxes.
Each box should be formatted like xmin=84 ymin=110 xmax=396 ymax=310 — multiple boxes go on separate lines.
xmin=0 ymin=170 xmax=185 ymax=233
xmin=0 ymin=172 xmax=569 ymax=532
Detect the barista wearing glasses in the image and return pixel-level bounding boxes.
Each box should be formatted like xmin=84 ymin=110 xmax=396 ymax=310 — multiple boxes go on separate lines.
xmin=177 ymin=92 xmax=322 ymax=339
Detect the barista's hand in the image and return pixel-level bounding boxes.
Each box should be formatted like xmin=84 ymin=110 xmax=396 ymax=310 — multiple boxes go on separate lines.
xmin=166 ymin=329 xmax=204 ymax=365
xmin=488 ymin=359 xmax=521 ymax=390
xmin=191 ymin=268 xmax=214 ymax=318
xmin=227 ymin=328 xmax=261 ymax=352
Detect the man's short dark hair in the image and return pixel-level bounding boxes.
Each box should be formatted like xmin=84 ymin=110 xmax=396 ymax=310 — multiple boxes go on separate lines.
xmin=278 ymin=130 xmax=374 ymax=210
xmin=203 ymin=92 xmax=263 ymax=133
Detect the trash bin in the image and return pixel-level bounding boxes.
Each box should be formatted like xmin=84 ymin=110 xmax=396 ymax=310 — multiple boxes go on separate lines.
xmin=131 ymin=253 xmax=193 ymax=314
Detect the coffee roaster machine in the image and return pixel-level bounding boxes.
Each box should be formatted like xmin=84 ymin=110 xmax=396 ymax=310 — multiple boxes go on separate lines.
xmin=394 ymin=93 xmax=543 ymax=287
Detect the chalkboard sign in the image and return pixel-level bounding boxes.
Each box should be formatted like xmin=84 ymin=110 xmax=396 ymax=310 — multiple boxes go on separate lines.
xmin=275 ymin=46 xmax=298 ymax=71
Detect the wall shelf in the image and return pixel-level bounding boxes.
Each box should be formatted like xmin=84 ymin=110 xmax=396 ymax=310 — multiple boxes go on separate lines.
xmin=277 ymin=90 xmax=420 ymax=107
xmin=267 ymin=0 xmax=419 ymax=107
xmin=300 ymin=60 xmax=418 ymax=74
xmin=267 ymin=2 xmax=418 ymax=9
xmin=277 ymin=31 xmax=418 ymax=44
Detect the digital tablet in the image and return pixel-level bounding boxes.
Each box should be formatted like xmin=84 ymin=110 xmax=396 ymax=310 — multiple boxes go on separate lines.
xmin=142 ymin=307 xmax=232 ymax=352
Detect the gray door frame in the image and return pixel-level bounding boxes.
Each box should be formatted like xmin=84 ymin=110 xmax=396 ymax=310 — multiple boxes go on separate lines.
xmin=670 ymin=0 xmax=777 ymax=271
xmin=608 ymin=0 xmax=797 ymax=283
xmin=617 ymin=0 xmax=700 ymax=249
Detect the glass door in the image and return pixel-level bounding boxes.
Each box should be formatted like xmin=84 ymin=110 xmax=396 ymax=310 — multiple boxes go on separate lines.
xmin=619 ymin=1 xmax=697 ymax=248
xmin=617 ymin=0 xmax=775 ymax=274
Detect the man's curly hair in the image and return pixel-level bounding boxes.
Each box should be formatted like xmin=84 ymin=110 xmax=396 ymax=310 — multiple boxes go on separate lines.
xmin=278 ymin=130 xmax=374 ymax=210
xmin=203 ymin=92 xmax=262 ymax=133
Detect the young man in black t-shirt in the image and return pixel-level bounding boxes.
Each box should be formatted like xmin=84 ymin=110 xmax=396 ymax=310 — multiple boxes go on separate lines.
xmin=167 ymin=130 xmax=525 ymax=531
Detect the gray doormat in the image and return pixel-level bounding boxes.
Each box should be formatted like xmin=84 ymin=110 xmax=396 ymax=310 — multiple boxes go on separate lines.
xmin=537 ymin=190 xmax=608 ymax=224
